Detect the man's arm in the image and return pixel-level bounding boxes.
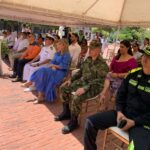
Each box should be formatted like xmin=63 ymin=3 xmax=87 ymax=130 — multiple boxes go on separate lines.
xmin=37 ymin=59 xmax=51 ymax=66
xmin=29 ymin=55 xmax=40 ymax=64
xmin=17 ymin=47 xmax=27 ymax=53
xmin=116 ymin=74 xmax=130 ymax=113
xmin=20 ymin=49 xmax=28 ymax=59
xmin=71 ymin=69 xmax=82 ymax=82
xmin=133 ymin=111 xmax=150 ymax=126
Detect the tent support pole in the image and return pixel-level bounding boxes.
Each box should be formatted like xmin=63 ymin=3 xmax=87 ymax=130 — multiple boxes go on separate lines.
xmin=113 ymin=26 xmax=120 ymax=53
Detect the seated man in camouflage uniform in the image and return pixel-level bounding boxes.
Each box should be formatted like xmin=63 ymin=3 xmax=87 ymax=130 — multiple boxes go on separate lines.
xmin=54 ymin=40 xmax=109 ymax=134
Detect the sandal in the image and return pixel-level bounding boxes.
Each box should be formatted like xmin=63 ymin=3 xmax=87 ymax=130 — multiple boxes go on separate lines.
xmin=21 ymin=82 xmax=32 ymax=87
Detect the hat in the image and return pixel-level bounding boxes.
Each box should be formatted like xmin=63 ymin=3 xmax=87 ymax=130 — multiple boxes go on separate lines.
xmin=46 ymin=33 xmax=55 ymax=41
xmin=143 ymin=46 xmax=150 ymax=56
xmin=89 ymin=40 xmax=102 ymax=50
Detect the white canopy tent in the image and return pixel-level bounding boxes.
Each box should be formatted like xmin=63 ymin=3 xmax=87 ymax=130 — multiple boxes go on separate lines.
xmin=1 ymin=0 xmax=150 ymax=75
xmin=0 ymin=0 xmax=150 ymax=27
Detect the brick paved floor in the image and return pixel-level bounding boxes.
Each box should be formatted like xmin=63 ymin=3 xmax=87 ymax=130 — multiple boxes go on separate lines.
xmin=0 ymin=60 xmax=126 ymax=150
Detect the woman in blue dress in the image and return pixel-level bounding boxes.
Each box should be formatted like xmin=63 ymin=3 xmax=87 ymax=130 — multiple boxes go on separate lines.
xmin=29 ymin=39 xmax=71 ymax=103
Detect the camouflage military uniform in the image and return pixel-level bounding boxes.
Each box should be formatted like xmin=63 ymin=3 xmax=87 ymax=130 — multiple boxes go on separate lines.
xmin=60 ymin=55 xmax=109 ymax=116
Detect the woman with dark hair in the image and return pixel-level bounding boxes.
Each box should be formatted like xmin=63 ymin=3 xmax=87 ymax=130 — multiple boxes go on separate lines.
xmin=100 ymin=40 xmax=138 ymax=104
xmin=143 ymin=37 xmax=149 ymax=49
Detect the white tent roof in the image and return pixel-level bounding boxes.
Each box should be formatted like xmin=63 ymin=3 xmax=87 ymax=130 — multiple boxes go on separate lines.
xmin=0 ymin=0 xmax=150 ymax=27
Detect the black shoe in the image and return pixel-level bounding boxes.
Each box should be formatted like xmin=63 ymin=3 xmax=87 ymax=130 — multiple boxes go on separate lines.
xmin=9 ymin=74 xmax=17 ymax=78
xmin=62 ymin=114 xmax=79 ymax=134
xmin=12 ymin=78 xmax=22 ymax=82
xmin=54 ymin=103 xmax=71 ymax=121
xmin=54 ymin=114 xmax=71 ymax=121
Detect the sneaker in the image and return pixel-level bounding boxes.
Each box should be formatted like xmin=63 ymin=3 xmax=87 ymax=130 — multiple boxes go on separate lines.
xmin=33 ymin=99 xmax=44 ymax=104
xmin=23 ymin=86 xmax=35 ymax=92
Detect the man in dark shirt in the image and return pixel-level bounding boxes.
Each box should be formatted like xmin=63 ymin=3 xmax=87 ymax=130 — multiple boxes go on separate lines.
xmin=84 ymin=46 xmax=150 ymax=150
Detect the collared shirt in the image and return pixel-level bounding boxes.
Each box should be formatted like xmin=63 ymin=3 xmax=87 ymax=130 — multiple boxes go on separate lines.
xmin=17 ymin=39 xmax=29 ymax=52
xmin=69 ymin=42 xmax=81 ymax=68
xmin=39 ymin=45 xmax=56 ymax=62
xmin=13 ymin=37 xmax=22 ymax=51
xmin=6 ymin=34 xmax=15 ymax=47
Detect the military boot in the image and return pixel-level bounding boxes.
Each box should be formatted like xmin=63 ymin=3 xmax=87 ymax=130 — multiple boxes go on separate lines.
xmin=54 ymin=103 xmax=71 ymax=121
xmin=62 ymin=114 xmax=79 ymax=134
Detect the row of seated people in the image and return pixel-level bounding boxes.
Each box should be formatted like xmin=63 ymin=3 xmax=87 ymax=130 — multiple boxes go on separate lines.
xmin=21 ymin=39 xmax=138 ymax=134
xmin=21 ymin=37 xmax=88 ymax=102
xmin=9 ymin=33 xmax=41 ymax=81
xmin=9 ymin=32 xmax=83 ymax=82
xmin=9 ymin=35 xmax=148 ymax=149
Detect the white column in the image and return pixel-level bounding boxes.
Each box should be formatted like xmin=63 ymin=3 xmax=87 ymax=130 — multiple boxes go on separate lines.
xmin=114 ymin=26 xmax=120 ymax=53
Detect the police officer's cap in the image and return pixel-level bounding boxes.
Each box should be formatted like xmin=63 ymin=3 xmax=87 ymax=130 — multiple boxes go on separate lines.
xmin=46 ymin=34 xmax=55 ymax=41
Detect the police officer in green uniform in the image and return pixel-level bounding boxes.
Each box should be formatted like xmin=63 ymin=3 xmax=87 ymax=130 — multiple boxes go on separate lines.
xmin=84 ymin=46 xmax=150 ymax=150
xmin=54 ymin=40 xmax=109 ymax=134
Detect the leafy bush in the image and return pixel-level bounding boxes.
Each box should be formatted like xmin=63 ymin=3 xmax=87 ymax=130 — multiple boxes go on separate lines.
xmin=0 ymin=41 xmax=10 ymax=58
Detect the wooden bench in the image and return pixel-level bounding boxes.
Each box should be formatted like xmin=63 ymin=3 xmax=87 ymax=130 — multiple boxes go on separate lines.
xmin=102 ymin=127 xmax=129 ymax=150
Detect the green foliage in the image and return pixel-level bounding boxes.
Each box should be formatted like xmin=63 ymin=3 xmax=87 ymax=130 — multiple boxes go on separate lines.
xmin=113 ymin=27 xmax=150 ymax=41
xmin=91 ymin=27 xmax=115 ymax=38
xmin=1 ymin=41 xmax=10 ymax=58
xmin=0 ymin=19 xmax=59 ymax=33
xmin=91 ymin=26 xmax=150 ymax=42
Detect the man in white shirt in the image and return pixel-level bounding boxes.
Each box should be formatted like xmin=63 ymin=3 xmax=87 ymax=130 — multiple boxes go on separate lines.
xmin=23 ymin=35 xmax=56 ymax=82
xmin=17 ymin=34 xmax=29 ymax=52
xmin=69 ymin=33 xmax=81 ymax=68
xmin=12 ymin=32 xmax=22 ymax=51
xmin=9 ymin=32 xmax=29 ymax=68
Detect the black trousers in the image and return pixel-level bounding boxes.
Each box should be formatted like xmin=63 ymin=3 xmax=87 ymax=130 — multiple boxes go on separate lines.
xmin=84 ymin=110 xmax=150 ymax=150
xmin=13 ymin=58 xmax=32 ymax=79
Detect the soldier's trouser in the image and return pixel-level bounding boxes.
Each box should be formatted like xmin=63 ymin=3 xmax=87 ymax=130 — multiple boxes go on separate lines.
xmin=84 ymin=110 xmax=150 ymax=150
xmin=61 ymin=85 xmax=87 ymax=116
